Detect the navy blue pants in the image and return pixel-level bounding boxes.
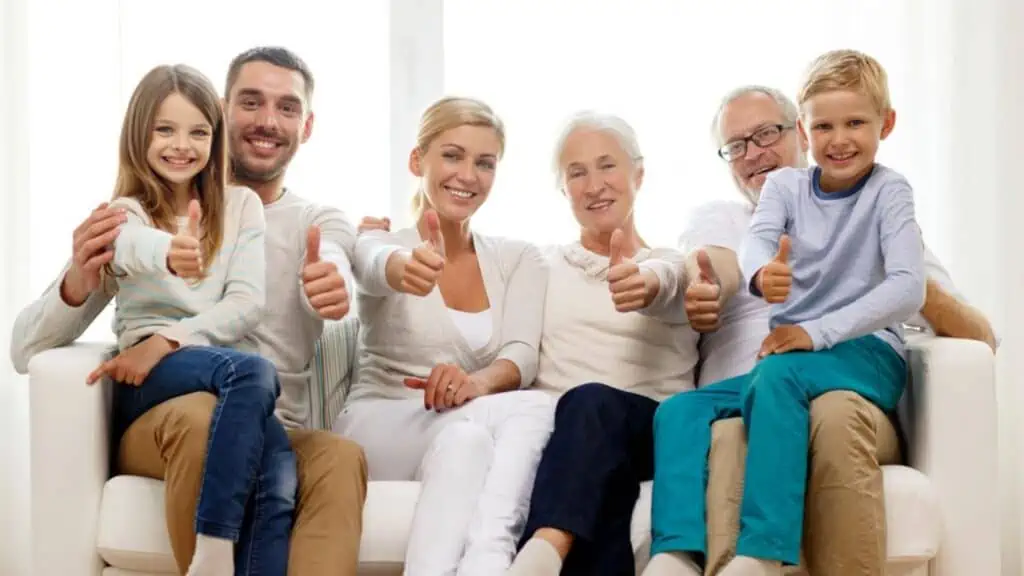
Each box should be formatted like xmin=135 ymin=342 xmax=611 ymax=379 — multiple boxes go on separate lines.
xmin=113 ymin=345 xmax=296 ymax=576
xmin=519 ymin=383 xmax=658 ymax=576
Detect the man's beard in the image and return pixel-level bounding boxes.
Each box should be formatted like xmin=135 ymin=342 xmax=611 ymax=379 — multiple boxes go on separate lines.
xmin=231 ymin=154 xmax=287 ymax=184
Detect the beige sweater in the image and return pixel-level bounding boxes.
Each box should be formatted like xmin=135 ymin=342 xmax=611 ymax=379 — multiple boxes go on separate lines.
xmin=10 ymin=189 xmax=358 ymax=429
xmin=348 ymin=227 xmax=548 ymax=403
xmin=533 ymin=243 xmax=700 ymax=401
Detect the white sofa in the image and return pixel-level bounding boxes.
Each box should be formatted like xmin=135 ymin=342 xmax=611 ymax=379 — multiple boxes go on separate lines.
xmin=27 ymin=319 xmax=1000 ymax=576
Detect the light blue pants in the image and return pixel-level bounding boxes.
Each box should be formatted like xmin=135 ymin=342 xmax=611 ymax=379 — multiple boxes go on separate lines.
xmin=650 ymin=335 xmax=906 ymax=565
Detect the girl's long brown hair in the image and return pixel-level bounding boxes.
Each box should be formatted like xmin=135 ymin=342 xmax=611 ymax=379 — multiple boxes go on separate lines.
xmin=111 ymin=64 xmax=227 ymax=273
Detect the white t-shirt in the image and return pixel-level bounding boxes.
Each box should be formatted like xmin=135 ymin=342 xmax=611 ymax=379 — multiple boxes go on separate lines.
xmin=680 ymin=199 xmax=964 ymax=387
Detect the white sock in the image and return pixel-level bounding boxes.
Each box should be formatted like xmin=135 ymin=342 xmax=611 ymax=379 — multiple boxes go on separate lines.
xmin=185 ymin=534 xmax=234 ymax=576
xmin=719 ymin=555 xmax=782 ymax=576
xmin=505 ymin=538 xmax=563 ymax=576
xmin=642 ymin=552 xmax=702 ymax=576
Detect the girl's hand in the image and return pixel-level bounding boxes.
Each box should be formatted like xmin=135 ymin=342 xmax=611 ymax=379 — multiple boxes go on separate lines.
xmin=404 ymin=363 xmax=484 ymax=412
xmin=87 ymin=335 xmax=176 ymax=386
xmin=168 ymin=200 xmax=203 ymax=278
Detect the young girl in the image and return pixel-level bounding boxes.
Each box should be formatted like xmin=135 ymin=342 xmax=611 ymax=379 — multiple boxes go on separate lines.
xmin=84 ymin=64 xmax=294 ymax=576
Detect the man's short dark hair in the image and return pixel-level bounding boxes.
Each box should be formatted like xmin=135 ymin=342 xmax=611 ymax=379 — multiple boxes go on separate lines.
xmin=224 ymin=46 xmax=315 ymax=104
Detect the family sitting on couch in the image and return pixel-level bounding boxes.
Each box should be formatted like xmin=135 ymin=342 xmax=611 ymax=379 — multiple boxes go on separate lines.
xmin=10 ymin=44 xmax=996 ymax=576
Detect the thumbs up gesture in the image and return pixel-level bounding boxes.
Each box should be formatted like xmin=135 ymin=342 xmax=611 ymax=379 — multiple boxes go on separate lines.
xmin=607 ymin=229 xmax=659 ymax=313
xmin=399 ymin=209 xmax=446 ymax=296
xmin=756 ymin=234 xmax=792 ymax=304
xmin=684 ymin=249 xmax=722 ymax=332
xmin=301 ymin=225 xmax=351 ymax=320
xmin=168 ymin=199 xmax=204 ymax=278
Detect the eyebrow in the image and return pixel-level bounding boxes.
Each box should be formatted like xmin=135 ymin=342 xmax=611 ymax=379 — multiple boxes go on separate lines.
xmin=440 ymin=143 xmax=497 ymax=160
xmin=235 ymin=88 xmax=304 ymax=107
xmin=153 ymin=117 xmax=211 ymax=129
xmin=727 ymin=122 xmax=777 ymax=141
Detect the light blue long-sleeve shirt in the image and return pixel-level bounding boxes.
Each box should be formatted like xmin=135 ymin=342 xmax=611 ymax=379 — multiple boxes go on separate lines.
xmin=739 ymin=164 xmax=927 ymax=358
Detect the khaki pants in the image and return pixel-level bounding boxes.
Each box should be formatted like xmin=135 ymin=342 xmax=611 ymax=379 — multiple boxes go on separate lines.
xmin=118 ymin=392 xmax=368 ymax=576
xmin=704 ymin=390 xmax=901 ymax=576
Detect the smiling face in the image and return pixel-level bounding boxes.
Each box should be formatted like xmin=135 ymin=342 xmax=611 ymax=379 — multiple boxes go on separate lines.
xmin=799 ymin=89 xmax=895 ymax=191
xmin=718 ymin=91 xmax=805 ymax=197
xmin=224 ymin=60 xmax=313 ymax=186
xmin=560 ymin=127 xmax=643 ymax=235
xmin=411 ymin=124 xmax=501 ymax=224
xmin=145 ymin=92 xmax=213 ymax=190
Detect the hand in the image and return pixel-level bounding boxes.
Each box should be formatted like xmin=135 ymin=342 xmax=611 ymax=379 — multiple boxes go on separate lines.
xmin=685 ymin=249 xmax=722 ymax=332
xmin=168 ymin=199 xmax=203 ymax=278
xmin=607 ymin=229 xmax=658 ymax=313
xmin=86 ymin=335 xmax=176 ymax=386
xmin=757 ymin=325 xmax=813 ymax=359
xmin=63 ymin=202 xmax=127 ymax=305
xmin=399 ymin=209 xmax=446 ymax=296
xmin=756 ymin=234 xmax=792 ymax=304
xmin=302 ymin=225 xmax=351 ymax=320
xmin=404 ymin=363 xmax=484 ymax=411
xmin=358 ymin=216 xmax=391 ymax=234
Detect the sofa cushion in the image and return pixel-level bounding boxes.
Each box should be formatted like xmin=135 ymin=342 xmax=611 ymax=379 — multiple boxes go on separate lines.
xmin=96 ymin=466 xmax=938 ymax=572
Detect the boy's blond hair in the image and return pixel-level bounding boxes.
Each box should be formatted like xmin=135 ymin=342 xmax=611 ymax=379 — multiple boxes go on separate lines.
xmin=797 ymin=49 xmax=891 ymax=114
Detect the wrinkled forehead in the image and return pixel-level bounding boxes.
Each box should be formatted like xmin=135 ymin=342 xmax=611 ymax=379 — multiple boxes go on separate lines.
xmin=719 ymin=93 xmax=787 ymax=142
xmin=560 ymin=128 xmax=630 ymax=165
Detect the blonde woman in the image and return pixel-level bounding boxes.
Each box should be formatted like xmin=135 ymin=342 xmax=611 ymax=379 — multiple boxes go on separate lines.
xmin=336 ymin=96 xmax=553 ymax=575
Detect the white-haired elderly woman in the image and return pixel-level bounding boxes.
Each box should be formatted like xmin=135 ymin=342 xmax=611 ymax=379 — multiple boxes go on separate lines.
xmin=360 ymin=111 xmax=700 ymax=576
xmin=503 ymin=112 xmax=701 ymax=576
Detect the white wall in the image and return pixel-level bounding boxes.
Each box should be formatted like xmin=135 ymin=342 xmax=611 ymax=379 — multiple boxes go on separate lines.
xmin=1 ymin=0 xmax=32 ymax=572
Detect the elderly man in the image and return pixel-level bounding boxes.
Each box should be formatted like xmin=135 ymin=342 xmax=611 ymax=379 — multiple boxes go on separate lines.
xmin=648 ymin=85 xmax=995 ymax=576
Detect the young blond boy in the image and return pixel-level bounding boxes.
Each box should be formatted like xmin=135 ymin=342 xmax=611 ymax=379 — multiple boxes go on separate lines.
xmin=645 ymin=50 xmax=927 ymax=576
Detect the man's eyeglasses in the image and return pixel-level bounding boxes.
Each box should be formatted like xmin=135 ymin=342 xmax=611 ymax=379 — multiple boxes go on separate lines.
xmin=717 ymin=124 xmax=794 ymax=162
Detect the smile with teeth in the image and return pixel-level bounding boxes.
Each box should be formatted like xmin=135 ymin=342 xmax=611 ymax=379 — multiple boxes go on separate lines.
xmin=445 ymin=186 xmax=476 ymax=199
xmin=163 ymin=157 xmax=195 ymax=167
xmin=828 ymin=151 xmax=857 ymax=161
xmin=588 ymin=200 xmax=613 ymax=211
xmin=750 ymin=165 xmax=776 ymax=177
xmin=247 ymin=138 xmax=280 ymax=150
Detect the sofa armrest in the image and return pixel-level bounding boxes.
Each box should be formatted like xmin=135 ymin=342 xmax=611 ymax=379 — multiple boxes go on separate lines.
xmin=29 ymin=342 xmax=115 ymax=576
xmin=309 ymin=316 xmax=360 ymax=430
xmin=901 ymin=335 xmax=1000 ymax=576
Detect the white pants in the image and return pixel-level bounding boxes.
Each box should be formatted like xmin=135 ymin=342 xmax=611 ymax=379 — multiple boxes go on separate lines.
xmin=334 ymin=390 xmax=555 ymax=576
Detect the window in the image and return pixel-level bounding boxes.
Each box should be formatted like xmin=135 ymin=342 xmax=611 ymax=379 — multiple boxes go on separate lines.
xmin=27 ymin=0 xmax=389 ymax=341
xmin=444 ymin=1 xmax=916 ymax=248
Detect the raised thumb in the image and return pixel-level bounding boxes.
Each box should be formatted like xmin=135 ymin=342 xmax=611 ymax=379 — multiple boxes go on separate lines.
xmin=425 ymin=209 xmax=445 ymax=256
xmin=306 ymin=225 xmax=321 ymax=264
xmin=609 ymin=229 xmax=625 ymax=266
xmin=696 ymin=249 xmax=718 ymax=284
xmin=775 ymin=234 xmax=791 ymax=263
xmin=187 ymin=199 xmax=202 ymax=238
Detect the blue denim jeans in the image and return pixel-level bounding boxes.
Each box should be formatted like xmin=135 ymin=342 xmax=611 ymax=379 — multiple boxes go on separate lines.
xmin=113 ymin=344 xmax=296 ymax=576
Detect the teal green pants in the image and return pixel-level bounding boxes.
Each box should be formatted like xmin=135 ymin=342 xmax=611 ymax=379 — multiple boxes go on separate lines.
xmin=650 ymin=335 xmax=906 ymax=565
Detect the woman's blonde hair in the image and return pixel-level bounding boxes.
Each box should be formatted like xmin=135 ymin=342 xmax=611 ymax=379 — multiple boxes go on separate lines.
xmin=797 ymin=49 xmax=891 ymax=114
xmin=110 ymin=64 xmax=227 ymax=274
xmin=410 ymin=96 xmax=505 ymax=213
